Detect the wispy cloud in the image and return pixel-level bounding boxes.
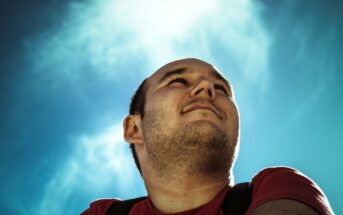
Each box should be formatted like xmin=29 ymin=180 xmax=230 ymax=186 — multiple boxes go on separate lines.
xmin=26 ymin=0 xmax=269 ymax=86
xmin=271 ymin=5 xmax=339 ymax=131
xmin=33 ymin=122 xmax=144 ymax=215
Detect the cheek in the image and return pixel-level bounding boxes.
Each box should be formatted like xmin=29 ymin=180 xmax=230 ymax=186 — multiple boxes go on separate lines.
xmin=225 ymin=103 xmax=240 ymax=128
xmin=145 ymin=92 xmax=180 ymax=113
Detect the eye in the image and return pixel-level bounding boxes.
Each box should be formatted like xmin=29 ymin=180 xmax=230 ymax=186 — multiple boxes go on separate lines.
xmin=167 ymin=78 xmax=188 ymax=86
xmin=214 ymin=84 xmax=229 ymax=96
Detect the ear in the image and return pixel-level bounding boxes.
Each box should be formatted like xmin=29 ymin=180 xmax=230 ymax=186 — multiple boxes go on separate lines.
xmin=123 ymin=114 xmax=144 ymax=145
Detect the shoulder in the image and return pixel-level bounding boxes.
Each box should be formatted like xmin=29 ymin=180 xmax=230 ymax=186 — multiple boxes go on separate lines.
xmin=246 ymin=166 xmax=333 ymax=215
xmin=252 ymin=166 xmax=313 ymax=187
xmin=80 ymin=198 xmax=121 ymax=215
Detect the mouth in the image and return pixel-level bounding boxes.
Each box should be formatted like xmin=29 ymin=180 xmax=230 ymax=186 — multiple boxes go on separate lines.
xmin=181 ymin=103 xmax=222 ymax=120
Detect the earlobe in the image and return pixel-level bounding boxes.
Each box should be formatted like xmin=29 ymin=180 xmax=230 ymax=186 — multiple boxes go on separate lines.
xmin=123 ymin=115 xmax=144 ymax=145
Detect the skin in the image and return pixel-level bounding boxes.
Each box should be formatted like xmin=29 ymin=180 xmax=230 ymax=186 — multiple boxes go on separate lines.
xmin=123 ymin=58 xmax=320 ymax=214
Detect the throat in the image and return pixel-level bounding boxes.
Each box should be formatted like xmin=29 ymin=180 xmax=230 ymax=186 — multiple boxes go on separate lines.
xmin=145 ymin=177 xmax=229 ymax=214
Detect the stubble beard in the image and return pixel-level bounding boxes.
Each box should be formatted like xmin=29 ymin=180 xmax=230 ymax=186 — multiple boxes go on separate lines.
xmin=142 ymin=109 xmax=237 ymax=181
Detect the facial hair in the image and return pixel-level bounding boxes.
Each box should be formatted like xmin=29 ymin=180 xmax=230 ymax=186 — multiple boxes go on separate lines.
xmin=141 ymin=109 xmax=237 ymax=181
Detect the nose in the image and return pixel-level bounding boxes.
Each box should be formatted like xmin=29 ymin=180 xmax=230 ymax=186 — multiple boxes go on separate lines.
xmin=190 ymin=79 xmax=216 ymax=99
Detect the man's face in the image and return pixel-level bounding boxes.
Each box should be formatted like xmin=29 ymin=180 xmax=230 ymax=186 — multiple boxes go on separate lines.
xmin=140 ymin=58 xmax=239 ymax=179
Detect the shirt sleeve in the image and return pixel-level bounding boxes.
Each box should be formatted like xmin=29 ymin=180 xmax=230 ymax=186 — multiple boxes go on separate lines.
xmin=80 ymin=199 xmax=121 ymax=215
xmin=245 ymin=166 xmax=333 ymax=215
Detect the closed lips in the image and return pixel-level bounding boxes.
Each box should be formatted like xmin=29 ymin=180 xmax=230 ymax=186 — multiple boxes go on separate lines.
xmin=182 ymin=104 xmax=222 ymax=119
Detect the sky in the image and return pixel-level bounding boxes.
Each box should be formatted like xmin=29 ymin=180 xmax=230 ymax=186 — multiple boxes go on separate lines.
xmin=0 ymin=0 xmax=342 ymax=214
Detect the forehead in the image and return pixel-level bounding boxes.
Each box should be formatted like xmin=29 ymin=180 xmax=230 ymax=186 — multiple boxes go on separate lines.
xmin=148 ymin=58 xmax=228 ymax=86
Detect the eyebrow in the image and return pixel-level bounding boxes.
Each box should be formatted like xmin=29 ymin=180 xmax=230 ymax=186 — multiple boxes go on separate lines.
xmin=158 ymin=67 xmax=231 ymax=90
xmin=211 ymin=69 xmax=231 ymax=89
xmin=158 ymin=67 xmax=188 ymax=84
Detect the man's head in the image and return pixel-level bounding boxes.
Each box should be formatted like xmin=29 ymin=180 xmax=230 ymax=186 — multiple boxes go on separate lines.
xmin=124 ymin=58 xmax=240 ymax=180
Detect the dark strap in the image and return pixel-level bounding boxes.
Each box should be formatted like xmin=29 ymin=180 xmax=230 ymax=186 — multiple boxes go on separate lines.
xmin=106 ymin=182 xmax=252 ymax=215
xmin=221 ymin=182 xmax=252 ymax=215
xmin=106 ymin=196 xmax=146 ymax=215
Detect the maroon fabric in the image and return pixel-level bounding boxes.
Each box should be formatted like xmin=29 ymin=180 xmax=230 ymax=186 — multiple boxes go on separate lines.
xmin=81 ymin=167 xmax=332 ymax=215
xmin=81 ymin=199 xmax=120 ymax=215
xmin=245 ymin=167 xmax=333 ymax=215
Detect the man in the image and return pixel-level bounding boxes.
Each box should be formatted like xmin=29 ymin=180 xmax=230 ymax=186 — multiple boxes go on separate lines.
xmin=82 ymin=58 xmax=333 ymax=215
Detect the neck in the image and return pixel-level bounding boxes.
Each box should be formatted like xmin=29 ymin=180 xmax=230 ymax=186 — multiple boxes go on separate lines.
xmin=143 ymin=168 xmax=231 ymax=213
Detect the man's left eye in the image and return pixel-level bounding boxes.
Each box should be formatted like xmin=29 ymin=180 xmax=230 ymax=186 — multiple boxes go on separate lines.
xmin=214 ymin=84 xmax=228 ymax=96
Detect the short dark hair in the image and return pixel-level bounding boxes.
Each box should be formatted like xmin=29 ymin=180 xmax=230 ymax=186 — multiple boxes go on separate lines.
xmin=129 ymin=78 xmax=148 ymax=174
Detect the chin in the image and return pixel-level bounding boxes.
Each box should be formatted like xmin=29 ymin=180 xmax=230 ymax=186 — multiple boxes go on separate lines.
xmin=187 ymin=119 xmax=222 ymax=130
xmin=182 ymin=120 xmax=227 ymax=138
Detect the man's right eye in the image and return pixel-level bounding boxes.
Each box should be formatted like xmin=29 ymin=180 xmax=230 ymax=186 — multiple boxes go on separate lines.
xmin=168 ymin=78 xmax=188 ymax=85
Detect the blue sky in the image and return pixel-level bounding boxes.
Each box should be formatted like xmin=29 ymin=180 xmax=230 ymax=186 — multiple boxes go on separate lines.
xmin=0 ymin=0 xmax=342 ymax=214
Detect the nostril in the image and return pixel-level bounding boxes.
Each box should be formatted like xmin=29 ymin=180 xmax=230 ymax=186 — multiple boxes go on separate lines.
xmin=195 ymin=89 xmax=202 ymax=95
xmin=194 ymin=88 xmax=213 ymax=98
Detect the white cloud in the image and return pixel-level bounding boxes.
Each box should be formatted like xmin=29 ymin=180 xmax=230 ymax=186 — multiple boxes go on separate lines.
xmin=33 ymin=122 xmax=144 ymax=215
xmin=27 ymin=0 xmax=269 ymax=87
xmin=207 ymin=0 xmax=269 ymax=82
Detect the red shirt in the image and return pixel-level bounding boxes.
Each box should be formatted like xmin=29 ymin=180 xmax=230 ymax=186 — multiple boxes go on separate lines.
xmin=81 ymin=167 xmax=333 ymax=215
